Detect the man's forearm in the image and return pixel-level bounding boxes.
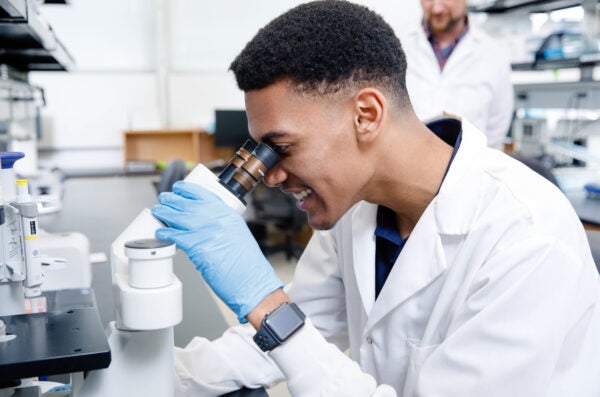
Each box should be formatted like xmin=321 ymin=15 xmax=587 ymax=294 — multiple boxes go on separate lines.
xmin=246 ymin=288 xmax=290 ymax=329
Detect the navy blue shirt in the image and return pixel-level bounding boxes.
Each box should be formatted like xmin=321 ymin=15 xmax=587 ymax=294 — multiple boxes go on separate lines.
xmin=374 ymin=118 xmax=462 ymax=298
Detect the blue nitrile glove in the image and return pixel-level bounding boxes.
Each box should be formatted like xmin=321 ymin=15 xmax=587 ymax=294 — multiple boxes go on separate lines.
xmin=151 ymin=180 xmax=283 ymax=323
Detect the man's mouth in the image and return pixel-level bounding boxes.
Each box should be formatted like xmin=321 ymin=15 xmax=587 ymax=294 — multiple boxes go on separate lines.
xmin=292 ymin=188 xmax=313 ymax=201
xmin=291 ymin=188 xmax=313 ymax=209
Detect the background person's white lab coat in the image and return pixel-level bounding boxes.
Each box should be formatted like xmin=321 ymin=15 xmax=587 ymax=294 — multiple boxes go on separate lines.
xmin=174 ymin=119 xmax=600 ymax=396
xmin=400 ymin=24 xmax=514 ymax=150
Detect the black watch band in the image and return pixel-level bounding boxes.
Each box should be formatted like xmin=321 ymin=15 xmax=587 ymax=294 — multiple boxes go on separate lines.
xmin=253 ymin=302 xmax=305 ymax=352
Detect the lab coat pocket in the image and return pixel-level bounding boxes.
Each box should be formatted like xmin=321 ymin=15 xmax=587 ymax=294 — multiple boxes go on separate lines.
xmin=403 ymin=339 xmax=439 ymax=396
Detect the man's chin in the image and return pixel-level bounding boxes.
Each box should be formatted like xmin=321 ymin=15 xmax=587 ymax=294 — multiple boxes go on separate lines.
xmin=307 ymin=215 xmax=336 ymax=231
xmin=430 ymin=21 xmax=450 ymax=34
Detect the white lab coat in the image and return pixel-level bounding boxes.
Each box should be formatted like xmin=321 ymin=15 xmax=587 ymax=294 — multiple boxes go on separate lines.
xmin=400 ymin=24 xmax=514 ymax=150
xmin=174 ymin=119 xmax=600 ymax=396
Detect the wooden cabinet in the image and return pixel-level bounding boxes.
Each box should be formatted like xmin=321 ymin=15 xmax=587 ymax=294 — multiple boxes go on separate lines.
xmin=123 ymin=129 xmax=234 ymax=170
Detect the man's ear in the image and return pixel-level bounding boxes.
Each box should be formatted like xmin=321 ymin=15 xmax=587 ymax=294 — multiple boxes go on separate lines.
xmin=353 ymin=88 xmax=385 ymax=143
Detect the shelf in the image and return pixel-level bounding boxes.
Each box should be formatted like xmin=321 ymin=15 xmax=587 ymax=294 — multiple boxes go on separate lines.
xmin=514 ymin=80 xmax=600 ymax=108
xmin=511 ymin=57 xmax=600 ymax=71
xmin=0 ymin=36 xmax=74 ymax=71
xmin=469 ymin=0 xmax=594 ymax=13
xmin=0 ymin=0 xmax=75 ymax=71
xmin=0 ymin=0 xmax=26 ymax=19
xmin=123 ymin=129 xmax=235 ymax=171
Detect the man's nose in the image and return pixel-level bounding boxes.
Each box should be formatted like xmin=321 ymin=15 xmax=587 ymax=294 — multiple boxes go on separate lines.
xmin=263 ymin=163 xmax=287 ymax=188
xmin=431 ymin=0 xmax=446 ymax=13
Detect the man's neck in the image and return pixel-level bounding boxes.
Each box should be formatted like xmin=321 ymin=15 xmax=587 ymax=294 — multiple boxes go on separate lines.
xmin=366 ymin=118 xmax=455 ymax=238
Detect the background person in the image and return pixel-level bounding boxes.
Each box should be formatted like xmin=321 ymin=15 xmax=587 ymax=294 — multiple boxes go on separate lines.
xmin=400 ymin=0 xmax=514 ymax=150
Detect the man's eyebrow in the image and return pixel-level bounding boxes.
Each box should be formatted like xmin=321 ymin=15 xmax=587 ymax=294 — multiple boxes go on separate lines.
xmin=261 ymin=131 xmax=288 ymax=143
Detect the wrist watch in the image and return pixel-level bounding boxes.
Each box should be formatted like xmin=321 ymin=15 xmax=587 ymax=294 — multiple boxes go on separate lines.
xmin=253 ymin=302 xmax=306 ymax=352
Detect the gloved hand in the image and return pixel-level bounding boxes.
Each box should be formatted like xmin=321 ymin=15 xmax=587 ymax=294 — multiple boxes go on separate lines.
xmin=151 ymin=180 xmax=283 ymax=323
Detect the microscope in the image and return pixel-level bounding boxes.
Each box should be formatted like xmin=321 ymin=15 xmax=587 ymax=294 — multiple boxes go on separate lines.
xmin=77 ymin=140 xmax=279 ymax=396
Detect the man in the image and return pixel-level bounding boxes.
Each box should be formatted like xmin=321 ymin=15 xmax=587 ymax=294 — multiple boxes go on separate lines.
xmin=152 ymin=1 xmax=600 ymax=396
xmin=401 ymin=0 xmax=514 ymax=150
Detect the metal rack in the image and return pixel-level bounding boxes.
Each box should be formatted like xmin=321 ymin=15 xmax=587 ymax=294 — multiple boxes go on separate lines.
xmin=469 ymin=0 xmax=595 ymax=13
xmin=0 ymin=0 xmax=74 ymax=71
xmin=471 ymin=0 xmax=600 ymax=74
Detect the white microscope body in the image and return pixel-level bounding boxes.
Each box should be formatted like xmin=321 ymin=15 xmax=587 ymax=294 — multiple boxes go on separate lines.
xmin=78 ymin=141 xmax=278 ymax=396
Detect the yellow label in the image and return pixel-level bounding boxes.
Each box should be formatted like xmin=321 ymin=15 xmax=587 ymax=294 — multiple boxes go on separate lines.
xmin=24 ymin=235 xmax=39 ymax=240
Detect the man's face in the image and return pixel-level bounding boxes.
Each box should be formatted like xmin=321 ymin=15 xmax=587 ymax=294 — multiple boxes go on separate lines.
xmin=421 ymin=0 xmax=467 ymax=35
xmin=245 ymin=81 xmax=368 ymax=230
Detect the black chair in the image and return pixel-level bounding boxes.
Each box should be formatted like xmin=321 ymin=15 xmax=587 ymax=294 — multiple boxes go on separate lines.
xmin=249 ymin=184 xmax=307 ymax=261
xmin=155 ymin=159 xmax=187 ymax=194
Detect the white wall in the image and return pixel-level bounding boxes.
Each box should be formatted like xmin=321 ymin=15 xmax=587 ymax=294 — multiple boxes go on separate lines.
xmin=32 ymin=73 xmax=158 ymax=149
xmin=167 ymin=0 xmax=422 ymax=128
xmin=29 ymin=0 xmax=422 ymax=171
xmin=169 ymin=0 xmax=422 ymax=72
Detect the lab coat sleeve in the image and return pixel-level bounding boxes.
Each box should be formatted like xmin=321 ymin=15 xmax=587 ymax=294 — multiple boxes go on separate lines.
xmin=485 ymin=46 xmax=514 ymax=150
xmin=269 ymin=318 xmax=397 ymax=397
xmin=286 ymin=229 xmax=350 ymax=350
xmin=174 ymin=323 xmax=285 ymax=396
xmin=173 ymin=228 xmax=398 ymax=396
xmin=174 ymin=320 xmax=399 ymax=397
xmin=413 ymin=235 xmax=598 ymax=397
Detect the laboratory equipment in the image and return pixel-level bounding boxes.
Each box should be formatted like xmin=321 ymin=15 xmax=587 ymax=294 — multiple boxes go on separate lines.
xmin=39 ymin=230 xmax=91 ymax=292
xmin=11 ymin=179 xmax=43 ymax=298
xmin=78 ymin=139 xmax=278 ymax=397
xmin=0 ymin=152 xmax=33 ymax=316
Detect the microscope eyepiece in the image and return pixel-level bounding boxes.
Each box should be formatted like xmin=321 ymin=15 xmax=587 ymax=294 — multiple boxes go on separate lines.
xmin=219 ymin=140 xmax=279 ymax=204
xmin=218 ymin=139 xmax=258 ymax=183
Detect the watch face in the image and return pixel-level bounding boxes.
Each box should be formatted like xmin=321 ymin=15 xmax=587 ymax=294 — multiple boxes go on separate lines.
xmin=265 ymin=304 xmax=304 ymax=340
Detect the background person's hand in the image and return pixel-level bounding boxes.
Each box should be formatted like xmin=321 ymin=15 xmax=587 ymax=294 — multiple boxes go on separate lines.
xmin=152 ymin=180 xmax=283 ymax=323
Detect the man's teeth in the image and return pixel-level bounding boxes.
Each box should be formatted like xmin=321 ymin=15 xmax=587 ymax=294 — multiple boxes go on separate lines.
xmin=292 ymin=189 xmax=313 ymax=201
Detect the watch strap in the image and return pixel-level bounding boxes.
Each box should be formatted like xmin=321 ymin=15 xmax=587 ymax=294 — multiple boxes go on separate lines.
xmin=253 ymin=324 xmax=280 ymax=351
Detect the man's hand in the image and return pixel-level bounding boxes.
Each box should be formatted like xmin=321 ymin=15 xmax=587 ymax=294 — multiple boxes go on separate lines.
xmin=151 ymin=180 xmax=284 ymax=323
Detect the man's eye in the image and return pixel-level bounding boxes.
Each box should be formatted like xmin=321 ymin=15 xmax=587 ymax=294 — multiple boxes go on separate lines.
xmin=272 ymin=144 xmax=289 ymax=154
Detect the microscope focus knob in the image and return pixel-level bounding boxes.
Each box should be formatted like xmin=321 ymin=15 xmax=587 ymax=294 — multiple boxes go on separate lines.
xmin=125 ymin=239 xmax=176 ymax=289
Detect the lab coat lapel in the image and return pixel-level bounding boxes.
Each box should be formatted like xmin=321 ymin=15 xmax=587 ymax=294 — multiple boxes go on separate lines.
xmin=365 ymin=203 xmax=447 ymax=331
xmin=351 ymin=203 xmax=377 ymax=315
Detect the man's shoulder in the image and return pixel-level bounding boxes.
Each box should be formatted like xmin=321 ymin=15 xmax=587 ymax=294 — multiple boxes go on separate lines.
xmin=465 ymin=26 xmax=502 ymax=48
xmin=463 ymin=27 xmax=511 ymax=63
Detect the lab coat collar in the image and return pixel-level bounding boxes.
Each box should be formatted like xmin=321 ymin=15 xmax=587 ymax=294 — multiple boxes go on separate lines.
xmin=351 ymin=203 xmax=377 ymax=314
xmin=351 ymin=116 xmax=487 ymax=328
xmin=433 ymin=115 xmax=487 ymax=235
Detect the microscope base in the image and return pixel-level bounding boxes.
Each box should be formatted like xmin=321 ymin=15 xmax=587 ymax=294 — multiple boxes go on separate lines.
xmin=76 ymin=322 xmax=175 ymax=397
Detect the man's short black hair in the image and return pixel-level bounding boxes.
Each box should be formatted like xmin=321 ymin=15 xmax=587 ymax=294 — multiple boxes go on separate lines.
xmin=230 ymin=0 xmax=409 ymax=106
